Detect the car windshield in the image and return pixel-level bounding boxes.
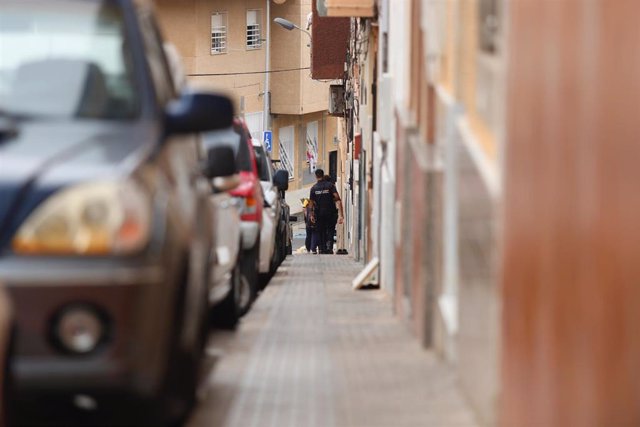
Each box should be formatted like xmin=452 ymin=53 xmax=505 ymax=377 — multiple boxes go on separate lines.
xmin=0 ymin=0 xmax=139 ymax=120
xmin=202 ymin=128 xmax=254 ymax=173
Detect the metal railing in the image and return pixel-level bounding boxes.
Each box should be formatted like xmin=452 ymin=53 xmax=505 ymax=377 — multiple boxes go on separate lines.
xmin=279 ymin=139 xmax=294 ymax=179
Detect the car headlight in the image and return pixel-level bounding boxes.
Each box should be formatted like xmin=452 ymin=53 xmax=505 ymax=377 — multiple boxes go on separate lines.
xmin=12 ymin=181 xmax=150 ymax=255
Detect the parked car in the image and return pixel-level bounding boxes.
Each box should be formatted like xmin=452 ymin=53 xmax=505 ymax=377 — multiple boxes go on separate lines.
xmin=251 ymin=139 xmax=293 ymax=286
xmin=0 ymin=0 xmax=233 ymax=425
xmin=202 ymin=129 xmax=249 ymax=328
xmin=163 ymin=41 xmax=247 ymax=328
xmin=227 ymin=120 xmax=264 ymax=315
xmin=270 ymin=160 xmax=295 ymax=260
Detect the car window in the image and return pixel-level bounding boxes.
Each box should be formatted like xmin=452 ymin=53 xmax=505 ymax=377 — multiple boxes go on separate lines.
xmin=202 ymin=128 xmax=254 ymax=173
xmin=236 ymin=134 xmax=254 ymax=173
xmin=254 ymin=145 xmax=271 ymax=182
xmin=0 ymin=0 xmax=139 ymax=120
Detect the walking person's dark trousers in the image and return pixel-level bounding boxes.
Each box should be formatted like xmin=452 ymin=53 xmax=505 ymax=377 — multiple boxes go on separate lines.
xmin=314 ymin=214 xmax=331 ymax=254
xmin=310 ymin=228 xmax=321 ymax=253
xmin=305 ymin=226 xmax=312 ymax=252
xmin=325 ymin=213 xmax=338 ymax=253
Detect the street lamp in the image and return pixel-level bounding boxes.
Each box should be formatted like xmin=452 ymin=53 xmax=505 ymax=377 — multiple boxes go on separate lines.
xmin=274 ymin=17 xmax=312 ymax=47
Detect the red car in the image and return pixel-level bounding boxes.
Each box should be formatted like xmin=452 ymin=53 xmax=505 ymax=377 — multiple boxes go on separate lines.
xmin=228 ymin=119 xmax=264 ymax=314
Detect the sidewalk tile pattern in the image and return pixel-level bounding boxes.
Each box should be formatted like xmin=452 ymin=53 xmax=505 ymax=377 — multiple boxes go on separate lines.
xmin=188 ymin=255 xmax=478 ymax=427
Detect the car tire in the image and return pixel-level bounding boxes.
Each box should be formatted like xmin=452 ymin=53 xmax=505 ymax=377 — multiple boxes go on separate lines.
xmin=280 ymin=226 xmax=289 ymax=262
xmin=210 ymin=262 xmax=241 ymax=330
xmin=286 ymin=237 xmax=293 ymax=256
xmin=161 ymin=250 xmax=210 ymax=425
xmin=239 ymin=243 xmax=259 ymax=316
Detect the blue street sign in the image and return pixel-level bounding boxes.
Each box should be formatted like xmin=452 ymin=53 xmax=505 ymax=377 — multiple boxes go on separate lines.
xmin=263 ymin=130 xmax=273 ymax=152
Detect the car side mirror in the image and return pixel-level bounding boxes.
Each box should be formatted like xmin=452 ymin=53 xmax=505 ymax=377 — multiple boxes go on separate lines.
xmin=273 ymin=169 xmax=289 ymax=192
xmin=165 ymin=92 xmax=233 ymax=135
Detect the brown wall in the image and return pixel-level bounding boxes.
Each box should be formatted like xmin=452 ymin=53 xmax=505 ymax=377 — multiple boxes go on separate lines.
xmin=501 ymin=2 xmax=640 ymax=426
xmin=311 ymin=2 xmax=350 ymax=80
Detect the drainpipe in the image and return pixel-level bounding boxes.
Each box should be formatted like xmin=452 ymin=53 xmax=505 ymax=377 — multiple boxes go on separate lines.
xmin=263 ymin=0 xmax=271 ymax=135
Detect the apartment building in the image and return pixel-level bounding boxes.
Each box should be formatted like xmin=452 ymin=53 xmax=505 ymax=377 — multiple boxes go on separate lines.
xmin=154 ymin=0 xmax=340 ymax=200
xmin=315 ymin=0 xmax=640 ymax=425
xmin=313 ymin=0 xmax=503 ymax=424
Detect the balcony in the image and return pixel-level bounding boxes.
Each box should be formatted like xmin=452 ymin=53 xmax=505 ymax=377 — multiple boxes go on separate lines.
xmin=317 ymin=0 xmax=375 ymax=18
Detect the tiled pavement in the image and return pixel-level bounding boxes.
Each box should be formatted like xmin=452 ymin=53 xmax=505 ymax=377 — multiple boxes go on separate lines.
xmin=188 ymin=255 xmax=478 ymax=427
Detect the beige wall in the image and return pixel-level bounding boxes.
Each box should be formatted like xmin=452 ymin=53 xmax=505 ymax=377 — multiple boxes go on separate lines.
xmin=155 ymin=0 xmax=334 ymax=188
xmin=155 ymin=0 xmax=329 ymax=116
xmin=271 ymin=112 xmax=339 ymax=191
xmin=156 ymin=0 xmax=267 ymax=113
xmin=270 ymin=0 xmax=330 ymax=115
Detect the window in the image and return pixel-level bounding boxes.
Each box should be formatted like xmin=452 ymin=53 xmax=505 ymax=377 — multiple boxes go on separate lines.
xmin=246 ymin=9 xmax=262 ymax=50
xmin=479 ymin=0 xmax=499 ymax=53
xmin=244 ymin=111 xmax=263 ymax=140
xmin=211 ymin=12 xmax=227 ymax=54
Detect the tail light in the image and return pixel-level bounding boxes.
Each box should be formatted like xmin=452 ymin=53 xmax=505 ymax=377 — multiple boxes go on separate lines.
xmin=238 ymin=196 xmax=260 ymax=222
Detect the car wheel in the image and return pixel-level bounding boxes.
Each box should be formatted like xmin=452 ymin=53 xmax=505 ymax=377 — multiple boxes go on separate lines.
xmin=239 ymin=243 xmax=259 ymax=316
xmin=162 ymin=250 xmax=210 ymax=424
xmin=280 ymin=227 xmax=289 ymax=262
xmin=210 ymin=261 xmax=241 ymax=330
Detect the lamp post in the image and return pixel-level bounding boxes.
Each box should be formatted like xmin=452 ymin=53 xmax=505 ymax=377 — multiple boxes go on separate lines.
xmin=274 ymin=17 xmax=312 ymax=47
xmin=263 ymin=0 xmax=271 ymax=142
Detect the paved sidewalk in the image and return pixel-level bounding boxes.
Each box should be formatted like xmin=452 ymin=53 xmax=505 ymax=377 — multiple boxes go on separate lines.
xmin=188 ymin=255 xmax=478 ymax=427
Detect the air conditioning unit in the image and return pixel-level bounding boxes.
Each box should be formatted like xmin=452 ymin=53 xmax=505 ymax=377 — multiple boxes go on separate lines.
xmin=329 ymin=84 xmax=345 ymax=117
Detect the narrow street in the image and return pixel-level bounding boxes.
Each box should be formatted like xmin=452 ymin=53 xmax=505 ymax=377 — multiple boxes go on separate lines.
xmin=188 ymin=255 xmax=477 ymax=427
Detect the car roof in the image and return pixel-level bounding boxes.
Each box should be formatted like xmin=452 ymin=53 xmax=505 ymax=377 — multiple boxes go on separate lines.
xmin=202 ymin=127 xmax=240 ymax=146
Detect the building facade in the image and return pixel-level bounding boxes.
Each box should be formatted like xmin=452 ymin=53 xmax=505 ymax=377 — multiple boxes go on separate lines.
xmin=155 ymin=0 xmax=341 ymax=205
xmin=315 ymin=0 xmax=640 ymax=425
xmin=314 ymin=0 xmax=503 ymax=424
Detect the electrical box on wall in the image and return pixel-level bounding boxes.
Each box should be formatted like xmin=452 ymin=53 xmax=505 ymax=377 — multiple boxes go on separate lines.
xmin=329 ymin=84 xmax=345 ymax=117
xmin=378 ymin=75 xmax=392 ymax=141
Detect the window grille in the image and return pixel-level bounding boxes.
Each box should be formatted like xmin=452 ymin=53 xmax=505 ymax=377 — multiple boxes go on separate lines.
xmin=279 ymin=126 xmax=295 ymax=179
xmin=211 ymin=12 xmax=227 ymax=54
xmin=246 ymin=10 xmax=262 ymax=50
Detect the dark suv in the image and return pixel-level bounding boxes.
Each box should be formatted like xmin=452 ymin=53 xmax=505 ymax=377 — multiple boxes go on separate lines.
xmin=0 ymin=0 xmax=233 ymax=425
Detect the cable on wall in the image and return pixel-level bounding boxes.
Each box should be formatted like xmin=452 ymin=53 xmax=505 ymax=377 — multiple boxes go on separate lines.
xmin=188 ymin=67 xmax=310 ymax=77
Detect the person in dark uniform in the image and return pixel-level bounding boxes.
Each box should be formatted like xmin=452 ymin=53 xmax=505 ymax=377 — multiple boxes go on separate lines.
xmin=308 ymin=169 xmax=344 ymax=254
xmin=323 ymin=175 xmax=339 ymax=253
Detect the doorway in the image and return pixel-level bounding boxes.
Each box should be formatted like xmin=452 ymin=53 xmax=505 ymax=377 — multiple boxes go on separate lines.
xmin=329 ymin=150 xmax=338 ymax=183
